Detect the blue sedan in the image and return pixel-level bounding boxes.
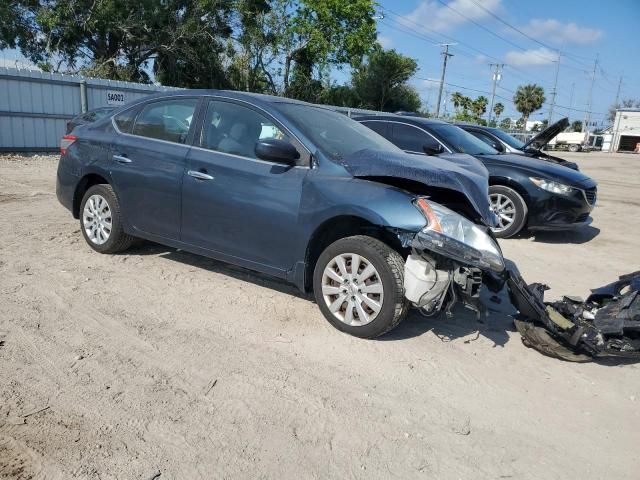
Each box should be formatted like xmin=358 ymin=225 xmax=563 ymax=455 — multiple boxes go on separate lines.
xmin=57 ymin=90 xmax=505 ymax=338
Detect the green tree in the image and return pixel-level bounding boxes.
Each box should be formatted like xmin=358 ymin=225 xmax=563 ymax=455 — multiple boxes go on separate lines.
xmin=493 ymin=102 xmax=504 ymax=122
xmin=351 ymin=48 xmax=421 ymax=112
xmin=471 ymin=96 xmax=488 ymax=119
xmin=513 ymin=84 xmax=546 ymax=129
xmin=571 ymin=120 xmax=583 ymax=132
xmin=451 ymin=92 xmax=465 ymax=111
xmin=274 ymin=0 xmax=377 ymax=96
xmin=500 ymin=117 xmax=512 ymax=130
xmin=1 ymin=0 xmax=235 ymax=85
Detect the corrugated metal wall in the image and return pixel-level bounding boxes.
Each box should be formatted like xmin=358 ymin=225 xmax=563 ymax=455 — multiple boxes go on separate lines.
xmin=0 ymin=67 xmax=179 ymax=152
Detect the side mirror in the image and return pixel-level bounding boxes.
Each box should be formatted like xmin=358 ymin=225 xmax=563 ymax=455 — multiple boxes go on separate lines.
xmin=255 ymin=138 xmax=300 ymax=164
xmin=422 ymin=143 xmax=444 ymax=156
xmin=491 ymin=141 xmax=505 ymax=153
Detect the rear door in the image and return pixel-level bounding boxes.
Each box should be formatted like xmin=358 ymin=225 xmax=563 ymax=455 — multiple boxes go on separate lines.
xmin=110 ymin=97 xmax=199 ymax=239
xmin=181 ymin=99 xmax=309 ymax=275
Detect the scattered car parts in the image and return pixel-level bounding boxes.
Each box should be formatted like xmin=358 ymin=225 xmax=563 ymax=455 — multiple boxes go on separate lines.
xmin=508 ymin=271 xmax=640 ymax=361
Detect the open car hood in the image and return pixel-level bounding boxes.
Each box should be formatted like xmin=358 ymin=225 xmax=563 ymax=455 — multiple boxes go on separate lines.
xmin=523 ymin=117 xmax=570 ymax=151
xmin=338 ymin=149 xmax=495 ymax=226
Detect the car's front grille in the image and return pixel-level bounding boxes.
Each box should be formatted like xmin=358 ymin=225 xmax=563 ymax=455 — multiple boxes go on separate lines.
xmin=583 ymin=187 xmax=597 ymax=205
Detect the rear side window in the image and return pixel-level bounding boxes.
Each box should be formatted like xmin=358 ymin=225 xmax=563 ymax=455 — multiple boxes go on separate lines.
xmin=132 ymin=99 xmax=198 ymax=144
xmin=114 ymin=107 xmax=140 ymax=134
xmin=468 ymin=129 xmax=497 ymax=147
xmin=361 ymin=120 xmax=390 ymax=140
xmin=391 ymin=123 xmax=439 ymax=153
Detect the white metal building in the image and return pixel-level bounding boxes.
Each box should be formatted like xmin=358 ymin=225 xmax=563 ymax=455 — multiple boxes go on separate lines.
xmin=610 ymin=108 xmax=640 ymax=152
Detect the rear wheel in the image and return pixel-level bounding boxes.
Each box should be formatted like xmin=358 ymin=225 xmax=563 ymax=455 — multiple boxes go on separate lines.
xmin=313 ymin=235 xmax=409 ymax=338
xmin=489 ymin=185 xmax=528 ymax=238
xmin=568 ymin=144 xmax=581 ymax=152
xmin=80 ymin=184 xmax=134 ymax=253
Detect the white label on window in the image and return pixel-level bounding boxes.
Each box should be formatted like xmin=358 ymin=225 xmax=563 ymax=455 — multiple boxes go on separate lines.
xmin=106 ymin=90 xmax=125 ymax=105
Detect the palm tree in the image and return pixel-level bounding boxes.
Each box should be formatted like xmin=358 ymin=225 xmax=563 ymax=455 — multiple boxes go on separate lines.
xmin=451 ymin=92 xmax=465 ymax=112
xmin=471 ymin=96 xmax=488 ymax=119
xmin=493 ymin=102 xmax=504 ymax=122
xmin=513 ymin=84 xmax=546 ymax=130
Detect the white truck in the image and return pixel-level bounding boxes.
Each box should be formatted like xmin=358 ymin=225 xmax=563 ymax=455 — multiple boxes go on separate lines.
xmin=546 ymin=131 xmax=588 ymax=152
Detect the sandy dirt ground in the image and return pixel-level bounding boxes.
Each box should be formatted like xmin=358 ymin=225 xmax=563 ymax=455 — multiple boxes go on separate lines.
xmin=0 ymin=152 xmax=639 ymax=479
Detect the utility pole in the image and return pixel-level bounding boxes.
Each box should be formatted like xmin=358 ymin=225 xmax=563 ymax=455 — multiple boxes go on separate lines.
xmin=488 ymin=63 xmax=504 ymax=124
xmin=614 ymin=74 xmax=623 ymax=107
xmin=548 ymin=52 xmax=561 ymax=124
xmin=582 ymin=54 xmax=598 ymax=133
xmin=435 ymin=44 xmax=455 ymax=118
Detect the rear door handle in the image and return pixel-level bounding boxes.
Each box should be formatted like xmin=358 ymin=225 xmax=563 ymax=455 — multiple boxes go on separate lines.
xmin=188 ymin=170 xmax=214 ymax=181
xmin=113 ymin=154 xmax=132 ymax=164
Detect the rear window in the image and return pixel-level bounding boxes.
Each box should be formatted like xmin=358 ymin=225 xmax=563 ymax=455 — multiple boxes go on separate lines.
xmin=131 ymin=99 xmax=198 ymax=143
xmin=114 ymin=107 xmax=140 ymax=134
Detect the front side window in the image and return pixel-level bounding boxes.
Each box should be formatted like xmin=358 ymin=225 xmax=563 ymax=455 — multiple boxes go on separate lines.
xmin=392 ymin=123 xmax=440 ymax=153
xmin=273 ymin=103 xmax=402 ymax=160
xmin=132 ymin=98 xmax=198 ymax=144
xmin=200 ymin=100 xmax=290 ymax=159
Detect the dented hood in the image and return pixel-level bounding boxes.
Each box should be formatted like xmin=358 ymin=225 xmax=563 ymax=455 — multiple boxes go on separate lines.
xmin=337 ymin=149 xmax=495 ymax=226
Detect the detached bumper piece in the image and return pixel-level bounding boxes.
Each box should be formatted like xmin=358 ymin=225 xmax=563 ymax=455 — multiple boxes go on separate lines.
xmin=507 ymin=271 xmax=640 ymax=362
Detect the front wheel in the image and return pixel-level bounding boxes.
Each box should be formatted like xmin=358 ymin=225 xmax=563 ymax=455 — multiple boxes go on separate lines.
xmin=313 ymin=235 xmax=409 ymax=338
xmin=489 ymin=185 xmax=528 ymax=238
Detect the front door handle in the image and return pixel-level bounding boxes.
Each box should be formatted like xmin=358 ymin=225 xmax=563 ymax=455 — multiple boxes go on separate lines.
xmin=188 ymin=170 xmax=214 ymax=181
xmin=113 ymin=154 xmax=132 ymax=164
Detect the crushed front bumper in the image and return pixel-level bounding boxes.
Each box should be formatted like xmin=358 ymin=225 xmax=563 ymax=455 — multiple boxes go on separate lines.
xmin=507 ymin=270 xmax=640 ymax=361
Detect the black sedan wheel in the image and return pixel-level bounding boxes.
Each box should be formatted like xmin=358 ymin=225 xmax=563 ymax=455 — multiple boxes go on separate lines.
xmin=489 ymin=185 xmax=528 ymax=238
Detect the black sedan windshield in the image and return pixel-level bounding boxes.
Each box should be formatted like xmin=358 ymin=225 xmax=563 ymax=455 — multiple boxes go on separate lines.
xmin=274 ymin=103 xmax=403 ymax=160
xmin=488 ymin=128 xmax=525 ymax=150
xmin=430 ymin=124 xmax=498 ymax=155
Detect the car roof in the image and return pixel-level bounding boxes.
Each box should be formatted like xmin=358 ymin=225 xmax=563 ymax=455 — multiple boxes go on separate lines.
xmin=140 ymin=89 xmax=318 ymax=110
xmin=352 ymin=113 xmax=450 ymax=126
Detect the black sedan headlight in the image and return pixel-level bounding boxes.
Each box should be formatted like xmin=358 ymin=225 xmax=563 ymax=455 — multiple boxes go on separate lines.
xmin=529 ymin=177 xmax=574 ymax=195
xmin=413 ymin=198 xmax=505 ymax=272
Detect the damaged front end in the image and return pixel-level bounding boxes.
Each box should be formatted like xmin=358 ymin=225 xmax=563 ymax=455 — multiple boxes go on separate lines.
xmin=508 ymin=271 xmax=640 ymax=361
xmin=402 ymin=197 xmax=505 ymax=320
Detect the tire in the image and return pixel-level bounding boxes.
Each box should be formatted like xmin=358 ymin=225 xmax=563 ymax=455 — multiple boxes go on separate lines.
xmin=79 ymin=184 xmax=134 ymax=254
xmin=568 ymin=144 xmax=581 ymax=153
xmin=489 ymin=185 xmax=528 ymax=238
xmin=313 ymin=235 xmax=409 ymax=338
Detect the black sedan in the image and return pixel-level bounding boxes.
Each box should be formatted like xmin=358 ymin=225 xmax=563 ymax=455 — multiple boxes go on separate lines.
xmin=456 ymin=118 xmax=579 ymax=171
xmin=356 ymin=115 xmax=597 ymax=238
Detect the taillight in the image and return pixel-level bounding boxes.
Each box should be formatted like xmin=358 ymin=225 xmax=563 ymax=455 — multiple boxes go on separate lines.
xmin=60 ymin=134 xmax=77 ymax=155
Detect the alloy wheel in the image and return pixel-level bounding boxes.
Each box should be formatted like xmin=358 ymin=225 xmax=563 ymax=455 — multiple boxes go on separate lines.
xmin=489 ymin=193 xmax=516 ymax=233
xmin=321 ymin=253 xmax=384 ymax=326
xmin=83 ymin=194 xmax=112 ymax=245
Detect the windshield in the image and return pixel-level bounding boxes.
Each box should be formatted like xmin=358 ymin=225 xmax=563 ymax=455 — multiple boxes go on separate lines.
xmin=429 ymin=124 xmax=498 ymax=155
xmin=274 ymin=103 xmax=403 ymax=159
xmin=488 ymin=128 xmax=525 ymax=150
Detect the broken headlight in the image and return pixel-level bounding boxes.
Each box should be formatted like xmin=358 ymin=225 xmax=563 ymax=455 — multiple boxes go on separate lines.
xmin=529 ymin=177 xmax=574 ymax=195
xmin=414 ymin=198 xmax=505 ymax=273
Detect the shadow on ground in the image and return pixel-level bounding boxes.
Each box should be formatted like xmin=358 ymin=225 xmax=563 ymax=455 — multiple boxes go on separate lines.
xmin=515 ymin=226 xmax=600 ymax=244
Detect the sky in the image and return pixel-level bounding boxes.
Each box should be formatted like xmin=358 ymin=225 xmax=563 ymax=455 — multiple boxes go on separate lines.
xmin=1 ymin=0 xmax=638 ymax=127
xmin=372 ymin=0 xmax=640 ymax=126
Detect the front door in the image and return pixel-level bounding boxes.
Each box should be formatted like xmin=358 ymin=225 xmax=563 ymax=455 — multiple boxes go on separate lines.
xmin=181 ymin=99 xmax=309 ymax=275
xmin=110 ymin=97 xmax=199 ymax=239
